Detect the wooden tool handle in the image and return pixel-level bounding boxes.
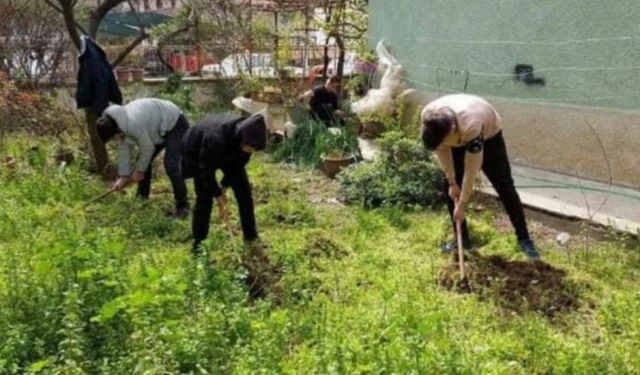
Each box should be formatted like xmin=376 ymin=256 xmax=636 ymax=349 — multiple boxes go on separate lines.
xmin=456 ymin=219 xmax=466 ymax=280
xmin=83 ymin=187 xmax=117 ymax=208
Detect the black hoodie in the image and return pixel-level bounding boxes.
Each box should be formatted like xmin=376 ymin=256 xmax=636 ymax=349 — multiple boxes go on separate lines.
xmin=181 ymin=113 xmax=266 ymax=197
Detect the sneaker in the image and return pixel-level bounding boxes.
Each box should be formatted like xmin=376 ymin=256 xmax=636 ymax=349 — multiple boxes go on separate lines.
xmin=518 ymin=239 xmax=540 ymax=259
xmin=440 ymin=239 xmax=473 ymax=254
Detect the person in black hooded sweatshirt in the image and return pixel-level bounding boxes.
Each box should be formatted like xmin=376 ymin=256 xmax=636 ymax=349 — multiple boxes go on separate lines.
xmin=181 ymin=111 xmax=267 ymax=253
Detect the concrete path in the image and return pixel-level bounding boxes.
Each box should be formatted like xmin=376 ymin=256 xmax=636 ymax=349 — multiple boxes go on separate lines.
xmin=480 ymin=164 xmax=640 ymax=235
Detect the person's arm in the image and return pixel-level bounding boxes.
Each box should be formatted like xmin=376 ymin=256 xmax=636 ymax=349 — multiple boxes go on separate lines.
xmin=198 ymin=142 xmax=224 ymax=198
xmin=458 ymin=126 xmax=485 ymax=205
xmin=116 ymin=138 xmax=135 ymax=176
xmin=434 ymin=146 xmax=456 ymax=186
xmin=298 ymin=89 xmax=314 ymax=104
xmin=134 ymin=130 xmax=155 ymax=174
xmin=225 ymin=167 xmax=258 ymax=241
xmin=459 ymin=151 xmax=483 ymax=205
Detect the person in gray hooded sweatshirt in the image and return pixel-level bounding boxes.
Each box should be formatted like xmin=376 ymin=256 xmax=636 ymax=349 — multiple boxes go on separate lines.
xmin=97 ymin=98 xmax=189 ymax=217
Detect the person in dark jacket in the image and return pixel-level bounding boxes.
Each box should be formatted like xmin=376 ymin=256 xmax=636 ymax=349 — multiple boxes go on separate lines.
xmin=75 ymin=35 xmax=122 ymax=114
xmin=181 ymin=111 xmax=267 ymax=253
xmin=298 ymin=75 xmax=344 ymax=127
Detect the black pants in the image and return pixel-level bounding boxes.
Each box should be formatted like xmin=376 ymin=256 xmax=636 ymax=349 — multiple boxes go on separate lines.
xmin=192 ymin=167 xmax=258 ymax=248
xmin=446 ymin=130 xmax=530 ymax=243
xmin=137 ymin=115 xmax=189 ymax=210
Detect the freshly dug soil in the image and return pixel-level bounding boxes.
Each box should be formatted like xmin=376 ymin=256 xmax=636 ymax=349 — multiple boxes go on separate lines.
xmin=242 ymin=243 xmax=283 ymax=301
xmin=439 ymin=252 xmax=584 ymax=318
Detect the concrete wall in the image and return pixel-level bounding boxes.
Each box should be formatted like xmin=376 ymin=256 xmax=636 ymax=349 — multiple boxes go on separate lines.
xmin=369 ymin=0 xmax=640 ymax=189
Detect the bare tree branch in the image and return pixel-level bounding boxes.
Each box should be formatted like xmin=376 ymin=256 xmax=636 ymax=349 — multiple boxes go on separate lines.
xmin=89 ymin=0 xmax=125 ymax=37
xmin=127 ymin=0 xmax=147 ymax=34
xmin=55 ymin=0 xmax=82 ymax=48
xmin=156 ymin=23 xmax=194 ymax=73
xmin=110 ymin=32 xmax=149 ymax=67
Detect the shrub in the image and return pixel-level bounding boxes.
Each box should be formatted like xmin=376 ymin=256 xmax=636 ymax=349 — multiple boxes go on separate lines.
xmin=0 ymin=72 xmax=77 ymax=138
xmin=157 ymin=73 xmax=229 ymax=123
xmin=272 ymin=118 xmax=360 ymax=167
xmin=338 ymin=131 xmax=443 ymax=208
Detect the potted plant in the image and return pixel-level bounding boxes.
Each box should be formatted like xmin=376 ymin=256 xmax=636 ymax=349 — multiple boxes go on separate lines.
xmin=319 ymin=149 xmax=357 ymax=178
xmin=128 ymin=54 xmax=145 ymax=81
xmin=318 ymin=127 xmax=360 ymax=178
xmin=114 ymin=67 xmax=131 ymax=82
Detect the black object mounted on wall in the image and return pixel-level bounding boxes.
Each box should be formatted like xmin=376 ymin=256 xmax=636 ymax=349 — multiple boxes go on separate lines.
xmin=514 ymin=64 xmax=545 ymax=85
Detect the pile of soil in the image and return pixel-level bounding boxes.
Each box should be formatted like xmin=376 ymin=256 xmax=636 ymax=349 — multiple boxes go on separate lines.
xmin=242 ymin=243 xmax=283 ymax=301
xmin=439 ymin=252 xmax=585 ymax=318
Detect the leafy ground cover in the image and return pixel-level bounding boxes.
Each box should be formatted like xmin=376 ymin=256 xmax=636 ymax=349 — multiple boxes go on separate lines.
xmin=1 ymin=135 xmax=640 ymax=374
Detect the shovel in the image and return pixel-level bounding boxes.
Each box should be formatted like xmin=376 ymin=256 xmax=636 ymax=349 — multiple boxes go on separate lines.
xmin=455 ymin=219 xmax=471 ymax=292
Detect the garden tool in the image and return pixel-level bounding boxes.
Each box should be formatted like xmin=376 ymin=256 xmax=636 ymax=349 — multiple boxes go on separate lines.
xmin=218 ymin=196 xmax=235 ymax=238
xmin=82 ymin=186 xmax=118 ymax=208
xmin=455 ymin=219 xmax=471 ymax=292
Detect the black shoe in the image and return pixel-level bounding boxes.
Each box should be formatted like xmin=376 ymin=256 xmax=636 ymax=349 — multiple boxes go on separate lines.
xmin=167 ymin=207 xmax=189 ymax=220
xmin=518 ymin=239 xmax=540 ymax=259
xmin=440 ymin=239 xmax=473 ymax=254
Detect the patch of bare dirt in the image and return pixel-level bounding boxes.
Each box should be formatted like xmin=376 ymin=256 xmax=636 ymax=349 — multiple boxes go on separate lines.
xmin=439 ymin=252 xmax=586 ymax=318
xmin=242 ymin=242 xmax=283 ymax=302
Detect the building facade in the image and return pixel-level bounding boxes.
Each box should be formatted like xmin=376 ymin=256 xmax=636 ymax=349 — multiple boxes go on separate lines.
xmin=369 ymin=0 xmax=640 ymax=188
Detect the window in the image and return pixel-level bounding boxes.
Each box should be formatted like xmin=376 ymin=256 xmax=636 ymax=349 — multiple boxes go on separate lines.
xmin=156 ymin=0 xmax=162 ymax=9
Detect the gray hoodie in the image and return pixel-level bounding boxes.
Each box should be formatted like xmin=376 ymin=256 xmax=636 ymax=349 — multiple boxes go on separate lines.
xmin=103 ymin=98 xmax=181 ymax=176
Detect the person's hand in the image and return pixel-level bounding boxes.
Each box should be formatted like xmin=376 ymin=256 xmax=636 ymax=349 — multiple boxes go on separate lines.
xmin=110 ymin=176 xmax=130 ymax=192
xmin=130 ymin=170 xmax=145 ymax=182
xmin=453 ymin=201 xmax=466 ymax=222
xmin=448 ymin=183 xmax=461 ymax=202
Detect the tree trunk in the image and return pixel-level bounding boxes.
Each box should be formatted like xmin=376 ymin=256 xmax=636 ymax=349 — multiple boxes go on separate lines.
xmin=336 ymin=33 xmax=345 ymax=99
xmin=84 ymin=107 xmax=111 ymax=175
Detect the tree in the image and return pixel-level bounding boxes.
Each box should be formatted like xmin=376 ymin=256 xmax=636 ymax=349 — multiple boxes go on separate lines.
xmin=319 ymin=0 xmax=368 ymax=93
xmin=43 ymin=0 xmax=152 ymax=175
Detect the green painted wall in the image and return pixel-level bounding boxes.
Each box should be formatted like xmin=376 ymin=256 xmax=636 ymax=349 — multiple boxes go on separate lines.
xmin=368 ymin=0 xmax=640 ymax=188
xmin=369 ymin=0 xmax=640 ymax=110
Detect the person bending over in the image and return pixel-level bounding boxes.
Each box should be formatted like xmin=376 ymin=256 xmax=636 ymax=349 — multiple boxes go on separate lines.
xmin=97 ymin=98 xmax=189 ymax=218
xmin=181 ymin=111 xmax=267 ymax=254
xmin=420 ymin=94 xmax=539 ymax=259
xmin=299 ymin=75 xmax=344 ymax=127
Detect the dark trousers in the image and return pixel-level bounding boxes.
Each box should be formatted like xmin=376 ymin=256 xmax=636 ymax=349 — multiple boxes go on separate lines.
xmin=192 ymin=167 xmax=258 ymax=248
xmin=137 ymin=115 xmax=189 ymax=210
xmin=446 ymin=130 xmax=530 ymax=243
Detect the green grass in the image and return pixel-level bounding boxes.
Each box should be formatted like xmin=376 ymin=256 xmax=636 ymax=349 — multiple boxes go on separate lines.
xmin=1 ymin=135 xmax=640 ymax=374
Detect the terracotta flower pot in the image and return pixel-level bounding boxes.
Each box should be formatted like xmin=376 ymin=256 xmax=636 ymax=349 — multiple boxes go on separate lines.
xmin=130 ymin=68 xmax=144 ymax=81
xmin=115 ymin=68 xmax=131 ymax=82
xmin=319 ymin=151 xmax=356 ymax=178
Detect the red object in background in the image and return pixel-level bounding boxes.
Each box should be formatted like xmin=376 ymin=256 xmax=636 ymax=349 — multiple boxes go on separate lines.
xmin=185 ymin=55 xmax=198 ymax=73
xmin=166 ymin=49 xmax=216 ymax=74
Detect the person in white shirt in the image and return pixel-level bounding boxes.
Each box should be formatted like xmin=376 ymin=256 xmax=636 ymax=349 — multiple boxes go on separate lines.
xmin=420 ymin=94 xmax=539 ymax=259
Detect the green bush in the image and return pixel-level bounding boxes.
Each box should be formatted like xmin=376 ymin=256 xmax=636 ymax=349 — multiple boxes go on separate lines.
xmin=157 ymin=73 xmax=228 ymax=123
xmin=338 ymin=131 xmax=443 ymax=208
xmin=272 ymin=118 xmax=360 ymax=167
